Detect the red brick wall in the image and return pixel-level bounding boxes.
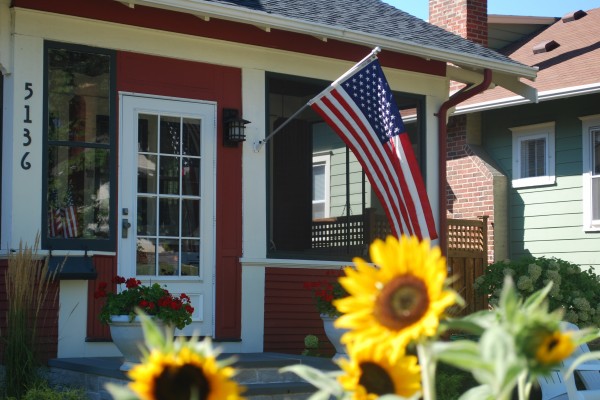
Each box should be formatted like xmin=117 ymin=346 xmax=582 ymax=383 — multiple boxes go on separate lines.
xmin=445 ymin=115 xmax=495 ymax=263
xmin=429 ymin=0 xmax=488 ymax=46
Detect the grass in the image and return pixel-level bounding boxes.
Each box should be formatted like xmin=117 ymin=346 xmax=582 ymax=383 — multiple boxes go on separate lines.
xmin=2 ymin=381 xmax=87 ymax=400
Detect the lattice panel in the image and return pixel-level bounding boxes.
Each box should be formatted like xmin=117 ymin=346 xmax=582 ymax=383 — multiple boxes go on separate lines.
xmin=311 ymin=216 xmax=364 ymax=248
xmin=447 ymin=218 xmax=487 ymax=255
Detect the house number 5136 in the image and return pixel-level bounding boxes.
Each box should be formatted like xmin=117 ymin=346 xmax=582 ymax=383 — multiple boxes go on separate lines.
xmin=21 ymin=82 xmax=33 ymax=170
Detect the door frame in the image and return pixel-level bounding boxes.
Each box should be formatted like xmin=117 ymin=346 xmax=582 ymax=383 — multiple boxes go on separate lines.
xmin=117 ymin=92 xmax=218 ymax=336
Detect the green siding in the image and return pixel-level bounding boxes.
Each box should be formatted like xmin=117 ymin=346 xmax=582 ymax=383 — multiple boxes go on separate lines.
xmin=483 ymin=93 xmax=600 ymax=271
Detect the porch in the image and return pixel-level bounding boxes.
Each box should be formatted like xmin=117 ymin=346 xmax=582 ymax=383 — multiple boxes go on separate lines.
xmin=47 ymin=352 xmax=337 ymax=400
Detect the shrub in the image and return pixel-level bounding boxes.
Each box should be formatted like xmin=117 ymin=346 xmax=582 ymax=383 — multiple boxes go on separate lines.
xmin=474 ymin=256 xmax=600 ymax=327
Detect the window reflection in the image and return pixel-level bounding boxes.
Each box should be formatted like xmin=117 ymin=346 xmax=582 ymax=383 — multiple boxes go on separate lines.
xmin=46 ymin=47 xmax=112 ymax=244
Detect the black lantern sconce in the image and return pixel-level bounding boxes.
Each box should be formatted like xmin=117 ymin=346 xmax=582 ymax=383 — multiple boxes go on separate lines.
xmin=223 ymin=108 xmax=250 ymax=147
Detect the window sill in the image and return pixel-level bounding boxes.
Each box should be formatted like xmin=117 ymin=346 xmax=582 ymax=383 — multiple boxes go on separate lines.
xmin=512 ymin=176 xmax=556 ymax=189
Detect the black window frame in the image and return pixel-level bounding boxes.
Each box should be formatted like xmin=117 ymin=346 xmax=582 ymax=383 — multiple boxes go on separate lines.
xmin=42 ymin=41 xmax=117 ymax=252
xmin=265 ymin=71 xmax=427 ymax=261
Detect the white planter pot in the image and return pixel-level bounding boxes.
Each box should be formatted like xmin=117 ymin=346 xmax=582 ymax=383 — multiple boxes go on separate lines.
xmin=108 ymin=315 xmax=172 ymax=371
xmin=321 ymin=314 xmax=349 ymax=361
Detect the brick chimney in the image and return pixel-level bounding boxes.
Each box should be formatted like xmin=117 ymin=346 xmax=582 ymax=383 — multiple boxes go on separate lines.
xmin=429 ymin=0 xmax=507 ymax=263
xmin=429 ymin=0 xmax=488 ymax=46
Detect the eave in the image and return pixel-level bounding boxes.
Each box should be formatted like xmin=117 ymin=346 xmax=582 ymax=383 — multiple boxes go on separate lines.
xmin=454 ymin=82 xmax=600 ymax=115
xmin=116 ymin=0 xmax=538 ymax=82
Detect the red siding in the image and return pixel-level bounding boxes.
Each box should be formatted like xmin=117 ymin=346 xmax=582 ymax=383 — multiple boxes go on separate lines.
xmin=117 ymin=52 xmax=243 ymax=339
xmin=264 ymin=268 xmax=342 ymax=356
xmin=13 ymin=0 xmax=445 ymax=77
xmin=0 ymin=259 xmax=59 ymax=364
xmin=86 ymin=255 xmax=117 ymax=341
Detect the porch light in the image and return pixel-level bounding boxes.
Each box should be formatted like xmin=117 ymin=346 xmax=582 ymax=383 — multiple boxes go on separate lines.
xmin=223 ymin=108 xmax=249 ymax=147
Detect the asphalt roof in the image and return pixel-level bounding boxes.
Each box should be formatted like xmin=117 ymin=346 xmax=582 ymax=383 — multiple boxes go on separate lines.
xmin=459 ymin=7 xmax=600 ymax=110
xmin=201 ymin=0 xmax=531 ymax=73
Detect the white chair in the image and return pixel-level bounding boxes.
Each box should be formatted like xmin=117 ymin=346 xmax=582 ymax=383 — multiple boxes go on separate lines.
xmin=538 ymin=322 xmax=600 ymax=400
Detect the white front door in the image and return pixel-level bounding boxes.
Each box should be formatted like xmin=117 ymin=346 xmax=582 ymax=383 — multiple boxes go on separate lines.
xmin=119 ymin=94 xmax=216 ymax=337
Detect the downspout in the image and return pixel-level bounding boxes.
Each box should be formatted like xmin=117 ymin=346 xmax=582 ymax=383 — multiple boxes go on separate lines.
xmin=437 ymin=68 xmax=492 ymax=256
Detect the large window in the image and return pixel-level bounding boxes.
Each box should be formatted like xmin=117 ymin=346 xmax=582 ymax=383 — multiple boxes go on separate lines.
xmin=267 ymin=73 xmax=425 ymax=260
xmin=581 ymin=115 xmax=600 ymax=231
xmin=43 ymin=42 xmax=116 ymax=251
xmin=510 ymin=122 xmax=555 ymax=188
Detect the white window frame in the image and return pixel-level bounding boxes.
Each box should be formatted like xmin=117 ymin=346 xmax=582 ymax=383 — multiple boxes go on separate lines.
xmin=510 ymin=122 xmax=555 ymax=188
xmin=312 ymin=153 xmax=331 ymax=219
xmin=580 ymin=114 xmax=600 ymax=231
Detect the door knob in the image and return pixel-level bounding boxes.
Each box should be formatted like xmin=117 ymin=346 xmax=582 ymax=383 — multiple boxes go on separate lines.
xmin=122 ymin=218 xmax=132 ymax=238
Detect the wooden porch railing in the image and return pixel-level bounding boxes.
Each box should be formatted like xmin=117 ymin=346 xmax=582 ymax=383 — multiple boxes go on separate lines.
xmin=447 ymin=216 xmax=488 ymax=316
xmin=311 ymin=208 xmax=391 ymax=249
xmin=309 ymin=211 xmax=488 ymax=315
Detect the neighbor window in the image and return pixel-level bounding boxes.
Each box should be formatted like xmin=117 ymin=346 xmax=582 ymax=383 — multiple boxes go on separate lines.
xmin=43 ymin=42 xmax=116 ymax=251
xmin=511 ymin=122 xmax=555 ymax=188
xmin=312 ymin=153 xmax=331 ymax=219
xmin=267 ymin=73 xmax=425 ymax=260
xmin=580 ymin=115 xmax=600 ymax=231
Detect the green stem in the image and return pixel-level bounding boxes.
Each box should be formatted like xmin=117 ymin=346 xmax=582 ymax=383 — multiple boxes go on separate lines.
xmin=517 ymin=372 xmax=530 ymax=400
xmin=417 ymin=342 xmax=437 ymax=400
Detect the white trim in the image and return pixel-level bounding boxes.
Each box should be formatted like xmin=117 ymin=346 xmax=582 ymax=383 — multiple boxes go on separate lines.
xmin=117 ymin=0 xmax=537 ymax=80
xmin=312 ymin=153 xmax=331 ymax=218
xmin=580 ymin=114 xmax=600 ymax=232
xmin=510 ymin=122 xmax=555 ymax=188
xmin=240 ymin=257 xmax=352 ymax=269
xmin=456 ymin=83 xmax=600 ymax=114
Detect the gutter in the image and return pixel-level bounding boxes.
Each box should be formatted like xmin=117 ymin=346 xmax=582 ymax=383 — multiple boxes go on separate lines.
xmin=121 ymin=0 xmax=537 ymax=81
xmin=437 ymin=68 xmax=492 ymax=256
xmin=455 ymin=82 xmax=600 ymax=114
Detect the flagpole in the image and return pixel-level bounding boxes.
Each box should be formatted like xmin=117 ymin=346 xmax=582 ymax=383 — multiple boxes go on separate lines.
xmin=253 ymin=46 xmax=382 ymax=153
xmin=253 ymin=104 xmax=309 ymax=152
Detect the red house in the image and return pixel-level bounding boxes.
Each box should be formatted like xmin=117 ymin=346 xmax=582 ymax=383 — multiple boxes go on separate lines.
xmin=0 ymin=0 xmax=536 ymax=360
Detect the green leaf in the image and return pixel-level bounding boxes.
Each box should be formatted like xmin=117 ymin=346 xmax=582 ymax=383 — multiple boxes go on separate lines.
xmin=442 ymin=318 xmax=486 ymax=336
xmin=138 ymin=311 xmax=167 ymax=350
xmin=105 ymin=383 xmax=139 ymax=400
xmin=280 ymin=365 xmax=344 ymax=397
xmin=458 ymin=384 xmax=494 ymax=400
xmin=434 ymin=341 xmax=489 ymax=372
xmin=522 ymin=281 xmax=552 ymax=311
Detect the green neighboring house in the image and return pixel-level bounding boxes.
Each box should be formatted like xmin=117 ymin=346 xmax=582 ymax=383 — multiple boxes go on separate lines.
xmin=452 ymin=8 xmax=600 ymax=270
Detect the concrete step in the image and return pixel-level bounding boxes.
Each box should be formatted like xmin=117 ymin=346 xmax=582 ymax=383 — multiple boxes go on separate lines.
xmin=47 ymin=352 xmax=337 ymax=400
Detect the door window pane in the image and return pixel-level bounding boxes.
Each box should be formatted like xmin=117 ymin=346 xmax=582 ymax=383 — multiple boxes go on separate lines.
xmin=136 ymin=113 xmax=202 ymax=277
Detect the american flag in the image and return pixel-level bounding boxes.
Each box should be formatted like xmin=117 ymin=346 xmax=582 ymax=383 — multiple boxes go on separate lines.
xmin=63 ymin=186 xmax=79 ymax=238
xmin=309 ymin=57 xmax=437 ymax=240
xmin=48 ymin=189 xmax=63 ymax=238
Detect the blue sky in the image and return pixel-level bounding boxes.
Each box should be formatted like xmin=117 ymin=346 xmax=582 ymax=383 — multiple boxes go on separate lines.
xmin=382 ymin=0 xmax=600 ymax=20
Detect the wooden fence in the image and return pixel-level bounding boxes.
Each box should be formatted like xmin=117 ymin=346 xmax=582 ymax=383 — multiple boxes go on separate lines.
xmin=446 ymin=216 xmax=488 ymax=316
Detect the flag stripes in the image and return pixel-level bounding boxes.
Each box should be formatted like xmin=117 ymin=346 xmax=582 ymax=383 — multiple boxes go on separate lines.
xmin=309 ymin=57 xmax=437 ymax=240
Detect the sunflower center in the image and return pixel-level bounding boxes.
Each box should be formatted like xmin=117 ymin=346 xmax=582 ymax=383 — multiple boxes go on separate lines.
xmin=375 ymin=274 xmax=430 ymax=330
xmin=154 ymin=363 xmax=210 ymax=400
xmin=546 ymin=337 xmax=559 ymax=352
xmin=358 ymin=361 xmax=395 ymax=395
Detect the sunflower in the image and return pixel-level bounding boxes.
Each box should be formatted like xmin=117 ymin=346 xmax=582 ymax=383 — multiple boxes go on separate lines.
xmin=338 ymin=344 xmax=421 ymax=399
xmin=535 ymin=330 xmax=576 ymax=366
xmin=128 ymin=346 xmax=245 ymax=400
xmin=333 ymin=235 xmax=456 ymax=361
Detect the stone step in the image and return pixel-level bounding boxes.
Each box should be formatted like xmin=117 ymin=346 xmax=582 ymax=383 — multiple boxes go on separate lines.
xmin=47 ymin=352 xmax=337 ymax=400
